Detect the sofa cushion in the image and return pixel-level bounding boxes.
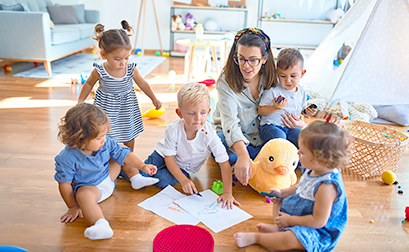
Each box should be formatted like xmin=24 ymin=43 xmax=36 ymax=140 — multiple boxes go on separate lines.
xmin=72 ymin=4 xmax=85 ymax=23
xmin=0 ymin=3 xmax=29 ymax=11
xmin=47 ymin=5 xmax=78 ymax=24
xmin=0 ymin=0 xmax=53 ymax=12
xmin=59 ymin=23 xmax=94 ymax=40
xmin=51 ymin=26 xmax=80 ymax=45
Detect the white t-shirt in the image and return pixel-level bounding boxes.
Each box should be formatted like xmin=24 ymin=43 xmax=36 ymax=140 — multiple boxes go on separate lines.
xmin=259 ymin=84 xmax=307 ymax=127
xmin=155 ymin=119 xmax=229 ymax=174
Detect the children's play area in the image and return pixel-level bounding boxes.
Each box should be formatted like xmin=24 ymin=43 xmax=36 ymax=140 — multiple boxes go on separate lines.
xmin=1 ymin=0 xmax=409 ymax=251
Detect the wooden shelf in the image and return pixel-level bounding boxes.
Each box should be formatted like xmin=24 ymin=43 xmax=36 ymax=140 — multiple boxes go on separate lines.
xmin=260 ymin=18 xmax=335 ymax=25
xmin=171 ymin=5 xmax=247 ymax=11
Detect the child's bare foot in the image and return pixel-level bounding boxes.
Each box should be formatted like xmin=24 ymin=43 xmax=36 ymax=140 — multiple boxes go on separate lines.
xmin=256 ymin=223 xmax=279 ymax=233
xmin=234 ymin=232 xmax=257 ymax=248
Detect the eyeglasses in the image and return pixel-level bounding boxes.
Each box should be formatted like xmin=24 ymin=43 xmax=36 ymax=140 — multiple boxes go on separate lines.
xmin=234 ymin=55 xmax=263 ymax=67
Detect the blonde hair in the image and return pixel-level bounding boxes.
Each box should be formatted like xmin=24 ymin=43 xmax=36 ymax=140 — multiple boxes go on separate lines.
xmin=177 ymin=82 xmax=210 ymax=108
xmin=300 ymin=120 xmax=351 ymax=169
xmin=92 ymin=20 xmax=133 ymax=54
xmin=57 ymin=103 xmax=109 ymax=149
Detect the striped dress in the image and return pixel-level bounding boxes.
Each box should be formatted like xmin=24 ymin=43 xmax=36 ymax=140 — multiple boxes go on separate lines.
xmin=93 ymin=62 xmax=143 ymax=143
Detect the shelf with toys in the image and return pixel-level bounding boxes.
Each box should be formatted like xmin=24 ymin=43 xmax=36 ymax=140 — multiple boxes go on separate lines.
xmin=257 ymin=0 xmax=341 ymax=49
xmin=170 ymin=2 xmax=247 ymax=57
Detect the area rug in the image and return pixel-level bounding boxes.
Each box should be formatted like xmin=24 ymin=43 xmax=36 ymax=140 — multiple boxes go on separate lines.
xmin=14 ymin=53 xmax=166 ymax=81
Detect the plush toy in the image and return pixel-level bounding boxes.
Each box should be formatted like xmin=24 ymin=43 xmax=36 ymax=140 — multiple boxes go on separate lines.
xmin=185 ymin=13 xmax=197 ymax=30
xmin=248 ymin=138 xmax=299 ymax=193
xmin=171 ymin=14 xmax=185 ymax=31
xmin=326 ymin=8 xmax=345 ymax=23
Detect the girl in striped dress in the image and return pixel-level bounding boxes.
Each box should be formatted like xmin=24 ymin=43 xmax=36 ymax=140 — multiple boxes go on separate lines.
xmin=78 ymin=20 xmax=161 ymax=187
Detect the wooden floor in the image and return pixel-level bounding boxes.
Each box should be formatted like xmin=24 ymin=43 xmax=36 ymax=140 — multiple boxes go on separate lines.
xmin=1 ymin=55 xmax=409 ymax=252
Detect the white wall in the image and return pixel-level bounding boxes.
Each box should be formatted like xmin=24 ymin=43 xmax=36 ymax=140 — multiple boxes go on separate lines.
xmin=62 ymin=0 xmax=340 ymax=50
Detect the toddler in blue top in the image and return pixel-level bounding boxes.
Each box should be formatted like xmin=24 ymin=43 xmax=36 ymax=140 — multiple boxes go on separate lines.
xmin=235 ymin=120 xmax=350 ymax=251
xmin=54 ymin=103 xmax=158 ymax=240
xmin=259 ymin=48 xmax=317 ymax=148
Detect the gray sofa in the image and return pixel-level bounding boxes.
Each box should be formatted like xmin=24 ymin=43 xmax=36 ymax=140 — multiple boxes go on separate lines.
xmin=0 ymin=0 xmax=99 ymax=75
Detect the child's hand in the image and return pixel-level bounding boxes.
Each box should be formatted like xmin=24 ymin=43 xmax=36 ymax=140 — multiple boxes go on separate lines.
xmin=304 ymin=107 xmax=317 ymax=117
xmin=217 ymin=192 xmax=240 ymax=210
xmin=141 ymin=164 xmax=157 ymax=175
xmin=274 ymin=211 xmax=291 ymax=230
xmin=152 ymin=98 xmax=162 ymax=110
xmin=273 ymin=97 xmax=287 ymax=110
xmin=180 ymin=178 xmax=198 ymax=195
xmin=61 ymin=206 xmax=83 ymax=223
xmin=269 ymin=188 xmax=283 ymax=204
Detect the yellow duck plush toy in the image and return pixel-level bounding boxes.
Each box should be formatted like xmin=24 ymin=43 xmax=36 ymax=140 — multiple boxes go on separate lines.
xmin=248 ymin=138 xmax=299 ymax=193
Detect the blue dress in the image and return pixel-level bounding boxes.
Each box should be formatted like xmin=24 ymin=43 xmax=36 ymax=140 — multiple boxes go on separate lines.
xmin=280 ymin=169 xmax=347 ymax=252
xmin=93 ymin=62 xmax=143 ymax=143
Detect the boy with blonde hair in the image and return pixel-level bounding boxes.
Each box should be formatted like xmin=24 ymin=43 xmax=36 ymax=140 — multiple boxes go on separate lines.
xmin=142 ymin=82 xmax=239 ymax=209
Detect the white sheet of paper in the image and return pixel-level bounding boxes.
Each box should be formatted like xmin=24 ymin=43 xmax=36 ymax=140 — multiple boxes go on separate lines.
xmin=175 ymin=189 xmax=253 ymax=233
xmin=137 ymin=185 xmax=199 ymax=225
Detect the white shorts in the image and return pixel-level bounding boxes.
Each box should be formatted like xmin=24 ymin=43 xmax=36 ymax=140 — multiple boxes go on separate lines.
xmin=96 ymin=175 xmax=115 ymax=203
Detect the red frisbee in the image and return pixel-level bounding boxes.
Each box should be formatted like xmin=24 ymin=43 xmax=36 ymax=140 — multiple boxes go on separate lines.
xmin=153 ymin=225 xmax=214 ymax=252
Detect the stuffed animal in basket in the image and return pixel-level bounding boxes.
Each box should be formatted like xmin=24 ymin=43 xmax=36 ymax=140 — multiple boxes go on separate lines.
xmin=171 ymin=14 xmax=185 ymax=31
xmin=184 ymin=13 xmax=197 ymax=30
xmin=248 ymin=138 xmax=299 ymax=193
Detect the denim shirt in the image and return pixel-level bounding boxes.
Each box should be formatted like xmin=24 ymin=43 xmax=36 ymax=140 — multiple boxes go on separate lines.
xmin=54 ymin=135 xmax=131 ymax=193
xmin=211 ymin=73 xmax=267 ymax=148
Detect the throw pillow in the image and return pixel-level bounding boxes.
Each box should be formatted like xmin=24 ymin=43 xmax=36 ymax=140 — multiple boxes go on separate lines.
xmin=47 ymin=5 xmax=78 ymax=24
xmin=72 ymin=4 xmax=85 ymax=23
xmin=0 ymin=3 xmax=29 ymax=11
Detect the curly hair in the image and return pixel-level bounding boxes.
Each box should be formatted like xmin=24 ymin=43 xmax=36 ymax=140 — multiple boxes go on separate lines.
xmin=57 ymin=103 xmax=109 ymax=149
xmin=300 ymin=121 xmax=351 ymax=169
xmin=92 ymin=20 xmax=133 ymax=54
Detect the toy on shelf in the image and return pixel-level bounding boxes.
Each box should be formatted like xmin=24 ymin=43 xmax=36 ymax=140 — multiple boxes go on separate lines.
xmin=141 ymin=107 xmax=165 ymax=119
xmin=198 ymin=79 xmax=215 ymax=87
xmin=134 ymin=48 xmax=142 ymax=55
xmin=162 ymin=51 xmax=170 ymax=57
xmin=185 ymin=13 xmax=197 ymax=30
xmin=155 ymin=51 xmax=161 ymax=56
xmin=3 ymin=65 xmax=12 ymax=72
xmin=171 ymin=14 xmax=185 ymax=31
xmin=212 ymin=180 xmax=223 ymax=195
xmin=248 ymin=138 xmax=299 ymax=193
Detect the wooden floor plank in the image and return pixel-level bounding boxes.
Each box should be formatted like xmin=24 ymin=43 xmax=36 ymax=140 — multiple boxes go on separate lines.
xmin=0 ymin=56 xmax=408 ymax=251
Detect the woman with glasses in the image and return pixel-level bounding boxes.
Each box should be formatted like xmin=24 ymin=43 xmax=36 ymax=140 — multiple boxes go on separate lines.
xmin=211 ymin=28 xmax=277 ymax=186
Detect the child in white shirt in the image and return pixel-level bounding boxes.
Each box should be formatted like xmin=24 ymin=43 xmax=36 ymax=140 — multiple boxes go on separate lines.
xmin=143 ymin=82 xmax=239 ymax=209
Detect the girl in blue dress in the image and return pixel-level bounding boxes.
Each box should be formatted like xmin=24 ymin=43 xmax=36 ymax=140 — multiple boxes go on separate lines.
xmin=78 ymin=20 xmax=161 ymax=180
xmin=235 ymin=120 xmax=350 ymax=251
xmin=54 ymin=103 xmax=158 ymax=240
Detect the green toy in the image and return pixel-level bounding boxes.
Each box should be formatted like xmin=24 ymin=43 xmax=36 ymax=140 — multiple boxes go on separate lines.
xmin=212 ymin=180 xmax=223 ymax=195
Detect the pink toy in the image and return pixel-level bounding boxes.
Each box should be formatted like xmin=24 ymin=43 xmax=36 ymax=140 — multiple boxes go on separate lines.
xmin=198 ymin=79 xmax=215 ymax=86
xmin=405 ymin=206 xmax=409 ymax=220
xmin=153 ymin=225 xmax=214 ymax=252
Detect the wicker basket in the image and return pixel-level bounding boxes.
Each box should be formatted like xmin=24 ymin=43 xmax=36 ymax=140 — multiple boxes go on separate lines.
xmin=339 ymin=121 xmax=408 ymax=178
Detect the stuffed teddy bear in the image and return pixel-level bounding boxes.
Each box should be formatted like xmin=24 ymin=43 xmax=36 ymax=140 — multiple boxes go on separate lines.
xmin=171 ymin=14 xmax=185 ymax=31
xmin=248 ymin=138 xmax=299 ymax=193
xmin=184 ymin=13 xmax=197 ymax=30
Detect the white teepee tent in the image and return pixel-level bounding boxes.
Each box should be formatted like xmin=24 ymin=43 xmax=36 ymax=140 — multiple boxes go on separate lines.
xmin=302 ymin=0 xmax=409 ymax=107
